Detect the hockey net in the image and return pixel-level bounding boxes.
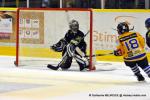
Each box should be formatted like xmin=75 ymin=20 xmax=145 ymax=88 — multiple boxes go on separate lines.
xmin=15 ymin=8 xmax=95 ymax=70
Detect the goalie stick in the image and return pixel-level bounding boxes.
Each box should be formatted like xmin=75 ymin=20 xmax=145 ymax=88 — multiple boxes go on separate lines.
xmin=47 ymin=52 xmax=113 ymax=71
xmin=84 ymin=52 xmax=113 ymax=57
xmin=47 ymin=64 xmax=59 ymax=70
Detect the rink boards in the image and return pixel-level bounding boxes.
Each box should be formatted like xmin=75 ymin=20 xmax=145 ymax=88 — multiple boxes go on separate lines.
xmin=0 ymin=8 xmax=150 ymax=62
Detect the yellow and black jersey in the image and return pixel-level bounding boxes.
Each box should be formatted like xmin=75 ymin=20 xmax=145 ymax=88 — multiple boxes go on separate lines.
xmin=116 ymin=32 xmax=146 ymax=62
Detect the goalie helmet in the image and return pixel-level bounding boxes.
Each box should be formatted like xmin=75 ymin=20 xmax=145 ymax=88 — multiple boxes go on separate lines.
xmin=145 ymin=18 xmax=150 ymax=28
xmin=69 ymin=19 xmax=79 ymax=33
xmin=117 ymin=22 xmax=129 ymax=35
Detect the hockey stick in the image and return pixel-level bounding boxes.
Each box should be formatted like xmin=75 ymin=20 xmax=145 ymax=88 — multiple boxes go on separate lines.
xmin=47 ymin=64 xmax=59 ymax=70
xmin=47 ymin=52 xmax=114 ymax=70
xmin=85 ymin=52 xmax=113 ymax=57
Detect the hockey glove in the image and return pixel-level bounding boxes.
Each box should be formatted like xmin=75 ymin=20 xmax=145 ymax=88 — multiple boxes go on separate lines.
xmin=113 ymin=49 xmax=122 ymax=56
xmin=66 ymin=44 xmax=76 ymax=57
xmin=51 ymin=44 xmax=63 ymax=52
xmin=50 ymin=38 xmax=67 ymax=52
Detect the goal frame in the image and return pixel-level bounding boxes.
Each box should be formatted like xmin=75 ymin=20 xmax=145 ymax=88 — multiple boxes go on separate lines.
xmin=15 ymin=8 xmax=94 ymax=70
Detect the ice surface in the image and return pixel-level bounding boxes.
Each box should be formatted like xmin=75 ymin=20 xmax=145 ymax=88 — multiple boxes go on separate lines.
xmin=0 ymin=56 xmax=149 ymax=100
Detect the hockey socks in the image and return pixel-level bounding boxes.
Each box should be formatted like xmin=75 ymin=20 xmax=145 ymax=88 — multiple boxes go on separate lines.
xmin=143 ymin=65 xmax=150 ymax=77
xmin=130 ymin=66 xmax=140 ymax=75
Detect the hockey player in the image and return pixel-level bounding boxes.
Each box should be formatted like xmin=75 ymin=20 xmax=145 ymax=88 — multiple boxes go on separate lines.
xmin=145 ymin=18 xmax=150 ymax=48
xmin=47 ymin=19 xmax=89 ymax=71
xmin=114 ymin=22 xmax=150 ymax=81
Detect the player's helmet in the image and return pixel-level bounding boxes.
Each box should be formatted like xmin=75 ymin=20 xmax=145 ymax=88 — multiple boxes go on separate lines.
xmin=117 ymin=22 xmax=129 ymax=35
xmin=69 ymin=19 xmax=79 ymax=32
xmin=145 ymin=18 xmax=150 ymax=28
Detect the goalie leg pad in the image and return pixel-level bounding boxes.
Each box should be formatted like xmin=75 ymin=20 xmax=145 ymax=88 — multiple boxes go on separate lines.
xmin=58 ymin=51 xmax=73 ymax=70
xmin=60 ymin=57 xmax=72 ymax=70
xmin=66 ymin=44 xmax=76 ymax=57
xmin=78 ymin=42 xmax=87 ymax=54
xmin=57 ymin=43 xmax=88 ymax=71
xmin=74 ymin=54 xmax=89 ymax=71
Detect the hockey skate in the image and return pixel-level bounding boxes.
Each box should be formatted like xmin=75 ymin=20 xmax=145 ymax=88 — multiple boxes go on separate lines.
xmin=135 ymin=73 xmax=145 ymax=81
xmin=148 ymin=74 xmax=150 ymax=78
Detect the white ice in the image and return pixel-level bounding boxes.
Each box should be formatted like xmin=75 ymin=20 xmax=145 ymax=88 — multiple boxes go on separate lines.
xmin=0 ymin=56 xmax=150 ymax=100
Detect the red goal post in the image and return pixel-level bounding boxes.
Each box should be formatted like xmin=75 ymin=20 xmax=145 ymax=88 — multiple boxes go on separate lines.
xmin=15 ymin=8 xmax=95 ymax=70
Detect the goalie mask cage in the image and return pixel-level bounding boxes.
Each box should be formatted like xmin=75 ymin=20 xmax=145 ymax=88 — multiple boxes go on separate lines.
xmin=15 ymin=8 xmax=95 ymax=70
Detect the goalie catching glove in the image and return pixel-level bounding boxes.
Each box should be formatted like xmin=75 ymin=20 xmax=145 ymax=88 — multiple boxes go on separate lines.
xmin=50 ymin=38 xmax=67 ymax=52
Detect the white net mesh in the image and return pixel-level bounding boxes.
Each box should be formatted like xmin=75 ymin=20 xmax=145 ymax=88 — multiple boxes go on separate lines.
xmin=17 ymin=9 xmax=93 ymax=69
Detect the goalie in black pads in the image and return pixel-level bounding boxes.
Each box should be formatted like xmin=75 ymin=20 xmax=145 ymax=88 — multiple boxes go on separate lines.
xmin=48 ymin=19 xmax=89 ymax=71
